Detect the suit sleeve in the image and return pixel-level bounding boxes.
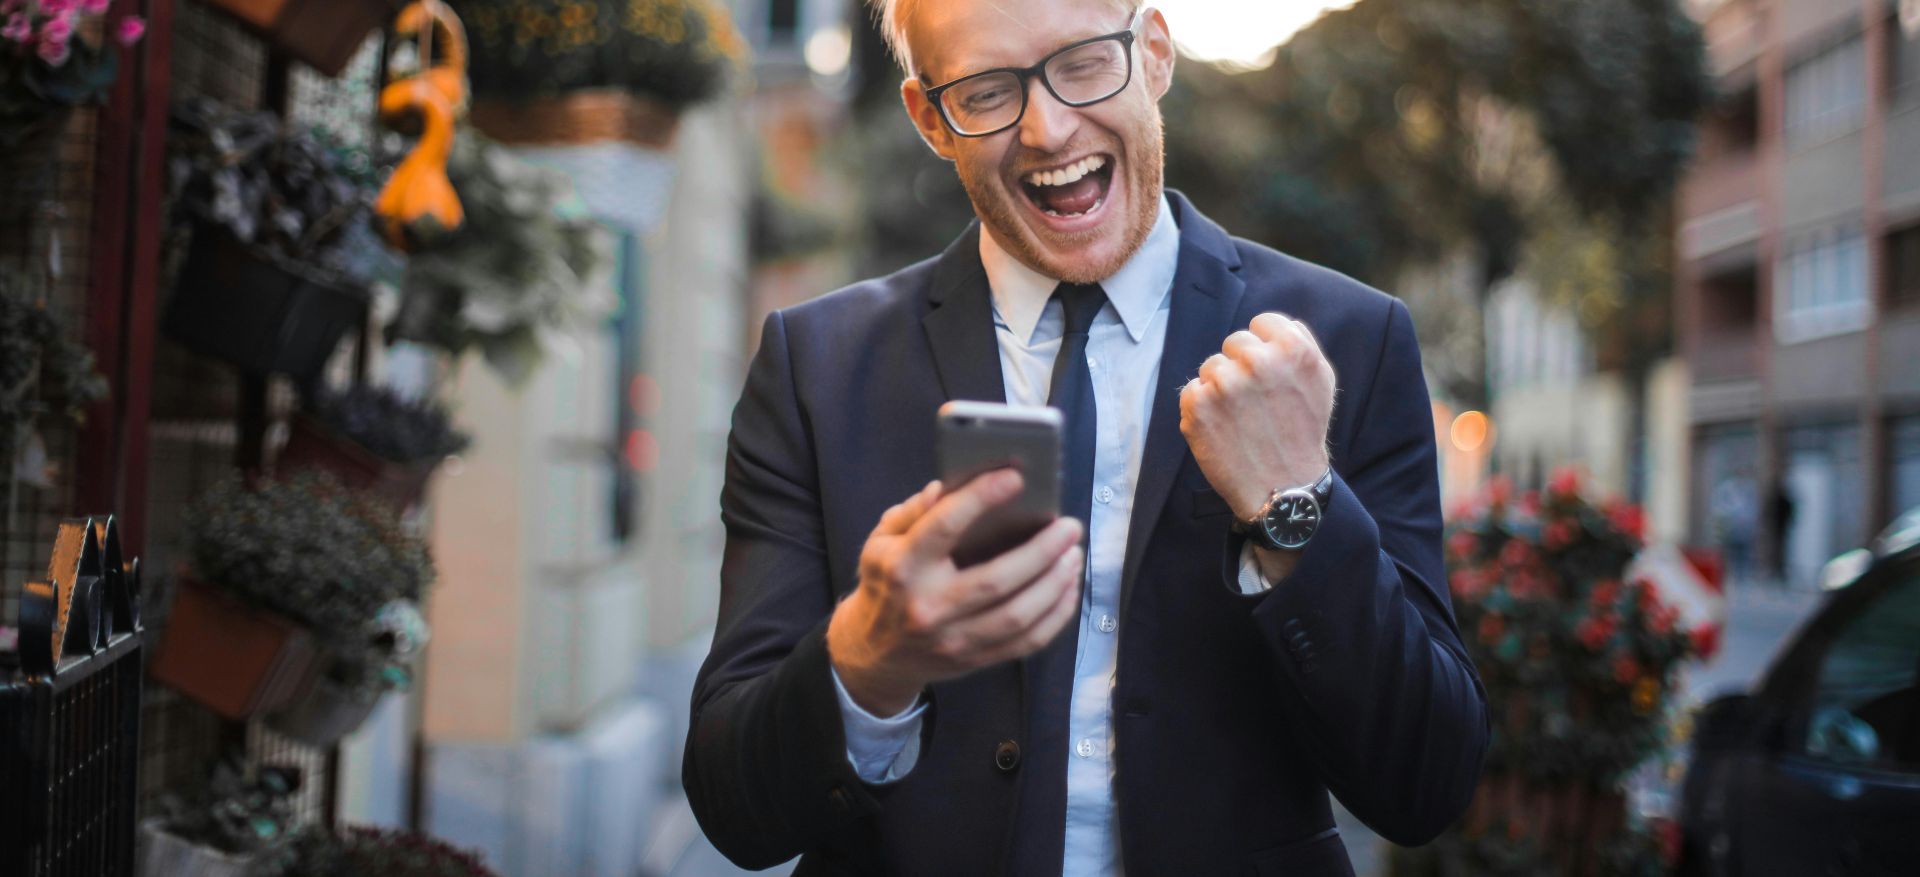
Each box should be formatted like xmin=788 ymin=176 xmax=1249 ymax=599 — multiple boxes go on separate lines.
xmin=682 ymin=310 xmax=900 ymax=868
xmin=1231 ymin=298 xmax=1489 ymax=846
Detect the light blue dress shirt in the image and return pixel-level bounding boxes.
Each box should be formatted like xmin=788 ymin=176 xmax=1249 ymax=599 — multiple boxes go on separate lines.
xmin=831 ymin=195 xmax=1275 ymax=874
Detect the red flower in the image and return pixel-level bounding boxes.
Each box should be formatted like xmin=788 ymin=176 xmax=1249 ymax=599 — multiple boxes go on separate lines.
xmin=1478 ymin=613 xmax=1505 ymax=644
xmin=1613 ymin=654 xmax=1642 ymax=684
xmin=1519 ymin=490 xmax=1541 ymax=516
xmin=1548 ymin=466 xmax=1582 ymax=498
xmin=1589 ymin=578 xmax=1622 ymax=609
xmin=1447 ymin=529 xmax=1478 ymax=561
xmin=1608 ymin=502 xmax=1647 ymax=542
xmin=1690 ymin=626 xmax=1722 ymax=660
xmin=1499 ymin=537 xmax=1533 ymax=569
xmin=1577 ymin=614 xmax=1616 ymax=650
xmin=1487 ymin=475 xmax=1512 ymax=508
xmin=1542 ymin=519 xmax=1577 ymax=550
xmin=1650 ymin=605 xmax=1678 ymax=635
xmin=1633 ymin=576 xmax=1662 ymax=612
xmin=1449 ymin=569 xmax=1482 ymax=598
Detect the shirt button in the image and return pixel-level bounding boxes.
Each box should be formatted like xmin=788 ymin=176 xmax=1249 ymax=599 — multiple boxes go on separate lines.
xmin=1097 ymin=485 xmax=1114 ymax=504
xmin=1075 ymin=738 xmax=1096 ymax=758
xmin=1086 ymin=355 xmax=1098 ymax=370
xmin=1098 ymin=614 xmax=1117 ymax=633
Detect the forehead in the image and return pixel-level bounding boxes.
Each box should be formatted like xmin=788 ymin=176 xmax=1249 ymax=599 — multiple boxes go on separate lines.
xmin=910 ymin=0 xmax=1132 ymax=83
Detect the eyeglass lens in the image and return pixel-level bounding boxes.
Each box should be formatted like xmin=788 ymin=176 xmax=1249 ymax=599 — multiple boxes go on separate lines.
xmin=942 ymin=38 xmax=1131 ymax=135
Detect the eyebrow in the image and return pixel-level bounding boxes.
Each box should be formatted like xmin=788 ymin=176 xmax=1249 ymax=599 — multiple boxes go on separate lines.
xmin=924 ymin=13 xmax=1132 ymax=87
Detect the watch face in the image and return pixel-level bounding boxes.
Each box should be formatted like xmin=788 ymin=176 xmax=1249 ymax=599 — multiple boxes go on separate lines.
xmin=1261 ymin=491 xmax=1321 ymax=549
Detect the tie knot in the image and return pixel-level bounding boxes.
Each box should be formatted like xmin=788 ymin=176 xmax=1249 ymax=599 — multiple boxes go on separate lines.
xmin=1053 ymin=282 xmax=1107 ymax=336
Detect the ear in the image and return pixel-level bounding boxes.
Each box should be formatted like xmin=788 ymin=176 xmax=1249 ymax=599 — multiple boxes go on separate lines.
xmin=1139 ymin=7 xmax=1176 ymax=101
xmin=902 ymin=77 xmax=959 ymax=162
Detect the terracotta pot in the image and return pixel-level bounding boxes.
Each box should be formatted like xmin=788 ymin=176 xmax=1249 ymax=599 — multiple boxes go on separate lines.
xmin=199 ymin=0 xmax=400 ymax=76
xmin=277 ymin=413 xmax=438 ymax=510
xmin=470 ymin=90 xmax=683 ymax=148
xmin=137 ymin=820 xmax=257 ymax=877
xmin=164 ymin=232 xmax=367 ymax=387
xmin=265 ymin=671 xmax=380 ymax=747
xmin=147 ymin=579 xmax=318 ymax=720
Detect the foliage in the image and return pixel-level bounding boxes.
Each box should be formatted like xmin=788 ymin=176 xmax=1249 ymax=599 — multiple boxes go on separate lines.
xmin=187 ymin=472 xmax=433 ymax=645
xmin=1391 ymin=819 xmax=1671 ymax=877
xmin=313 ymin=385 xmax=472 ymax=465
xmin=1154 ymin=0 xmax=1710 ymax=402
xmin=152 ymin=757 xmax=302 ymax=856
xmin=457 ymin=0 xmax=745 ymax=108
xmin=166 ymin=97 xmax=391 ymax=286
xmin=386 ymin=125 xmax=615 ymax=385
xmin=1446 ymin=468 xmax=1701 ymax=785
xmin=282 ymin=825 xmax=501 ymax=877
xmin=0 ymin=0 xmax=145 ymax=149
xmin=0 ymin=264 xmax=107 ymax=469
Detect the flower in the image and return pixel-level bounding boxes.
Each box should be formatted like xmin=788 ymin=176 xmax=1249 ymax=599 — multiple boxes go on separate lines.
xmin=39 ymin=11 xmax=74 ymax=47
xmin=1447 ymin=528 xmax=1478 ymax=561
xmin=1612 ymin=653 xmax=1642 ymax=685
xmin=83 ymin=0 xmax=112 ymax=14
xmin=1541 ymin=519 xmax=1577 ymax=550
xmin=1577 ymin=613 xmax=1617 ymax=650
xmin=2 ymin=13 xmax=30 ymax=44
xmin=1608 ymin=502 xmax=1646 ymax=541
xmin=37 ymin=32 xmax=71 ymax=66
xmin=1478 ymin=613 xmax=1505 ymax=644
xmin=1548 ymin=465 xmax=1582 ymax=498
xmin=115 ymin=14 xmax=143 ymax=46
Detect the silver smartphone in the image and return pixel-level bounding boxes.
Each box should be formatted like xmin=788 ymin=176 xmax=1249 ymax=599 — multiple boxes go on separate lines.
xmin=935 ymin=401 xmax=1064 ymax=568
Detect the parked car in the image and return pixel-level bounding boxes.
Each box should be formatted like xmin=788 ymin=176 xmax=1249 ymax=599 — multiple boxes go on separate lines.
xmin=1677 ymin=510 xmax=1920 ymax=876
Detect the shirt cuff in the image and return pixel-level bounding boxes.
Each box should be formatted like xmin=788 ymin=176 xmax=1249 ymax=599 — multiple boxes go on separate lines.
xmin=1236 ymin=542 xmax=1275 ymax=595
xmin=831 ymin=667 xmax=928 ymax=784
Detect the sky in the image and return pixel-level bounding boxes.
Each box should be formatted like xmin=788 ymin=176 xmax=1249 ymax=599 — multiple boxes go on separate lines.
xmin=1153 ymin=0 xmax=1360 ymax=68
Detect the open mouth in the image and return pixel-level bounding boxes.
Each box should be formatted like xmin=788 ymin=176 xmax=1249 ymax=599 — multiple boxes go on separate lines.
xmin=1018 ymin=154 xmax=1115 ymax=221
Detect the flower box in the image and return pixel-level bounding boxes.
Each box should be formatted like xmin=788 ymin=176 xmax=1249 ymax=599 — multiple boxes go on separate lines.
xmin=266 ymin=670 xmax=382 ymax=747
xmin=470 ymin=90 xmax=682 ymax=149
xmin=147 ymin=578 xmax=319 ymax=721
xmin=277 ymin=413 xmax=438 ymax=511
xmin=163 ymin=231 xmax=367 ymax=386
xmin=199 ymin=0 xmax=400 ymax=77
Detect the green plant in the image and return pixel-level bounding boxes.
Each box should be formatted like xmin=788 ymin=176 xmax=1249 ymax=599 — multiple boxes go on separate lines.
xmin=165 ymin=97 xmax=393 ymax=285
xmin=1 ymin=1 xmax=146 ymax=149
xmin=313 ymin=385 xmax=472 ymax=465
xmin=386 ymin=125 xmax=615 ymax=384
xmin=282 ymin=825 xmax=501 ymax=877
xmin=0 ymin=264 xmax=107 ymax=474
xmin=152 ymin=757 xmax=302 ymax=856
xmin=458 ymin=0 xmax=744 ymax=109
xmin=187 ymin=472 xmax=433 ymax=644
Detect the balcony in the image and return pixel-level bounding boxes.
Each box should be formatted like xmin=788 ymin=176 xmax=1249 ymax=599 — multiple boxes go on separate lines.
xmin=1693 ymin=329 xmax=1760 ymax=384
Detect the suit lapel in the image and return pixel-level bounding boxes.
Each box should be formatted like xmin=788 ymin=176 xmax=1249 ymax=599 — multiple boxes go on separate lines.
xmin=1119 ymin=194 xmax=1246 ymax=621
xmin=921 ymin=222 xmax=1008 ymax=405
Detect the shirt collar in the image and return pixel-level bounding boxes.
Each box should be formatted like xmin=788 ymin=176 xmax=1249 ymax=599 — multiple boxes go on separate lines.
xmin=979 ymin=194 xmax=1179 ymax=345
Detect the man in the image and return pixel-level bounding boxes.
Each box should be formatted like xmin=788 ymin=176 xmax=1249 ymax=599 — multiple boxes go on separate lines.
xmin=684 ymin=1 xmax=1489 ymax=873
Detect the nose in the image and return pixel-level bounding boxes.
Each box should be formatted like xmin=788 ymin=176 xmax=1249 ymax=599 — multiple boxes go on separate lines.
xmin=1015 ymin=75 xmax=1080 ymax=154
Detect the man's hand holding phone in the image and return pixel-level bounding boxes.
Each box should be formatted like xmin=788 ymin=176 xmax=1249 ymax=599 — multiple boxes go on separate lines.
xmin=827 ymin=471 xmax=1084 ymax=717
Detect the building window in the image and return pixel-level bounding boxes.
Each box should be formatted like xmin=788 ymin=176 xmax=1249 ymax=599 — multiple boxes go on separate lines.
xmin=1894 ymin=416 xmax=1920 ymax=518
xmin=1892 ymin=224 xmax=1920 ymax=309
xmin=1776 ymin=226 xmax=1870 ymax=343
xmin=1785 ymin=34 xmax=1867 ymax=147
xmin=1894 ymin=12 xmax=1920 ymax=103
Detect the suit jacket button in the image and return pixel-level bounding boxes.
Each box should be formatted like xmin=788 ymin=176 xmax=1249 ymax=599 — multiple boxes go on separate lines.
xmin=995 ymin=739 xmax=1021 ymax=772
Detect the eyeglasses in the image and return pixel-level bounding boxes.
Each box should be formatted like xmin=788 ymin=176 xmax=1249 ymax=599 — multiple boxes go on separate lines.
xmin=923 ymin=11 xmax=1144 ymax=138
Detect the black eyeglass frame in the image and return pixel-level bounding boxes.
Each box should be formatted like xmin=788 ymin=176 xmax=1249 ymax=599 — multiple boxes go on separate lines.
xmin=921 ymin=11 xmax=1145 ymax=138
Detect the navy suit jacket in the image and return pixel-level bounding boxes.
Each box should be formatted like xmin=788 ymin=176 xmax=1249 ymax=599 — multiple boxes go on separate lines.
xmin=684 ymin=192 xmax=1489 ymax=876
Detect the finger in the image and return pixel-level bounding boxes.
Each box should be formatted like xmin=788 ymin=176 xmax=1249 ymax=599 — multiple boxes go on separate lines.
xmin=874 ymin=480 xmax=944 ymax=536
xmin=977 ymin=553 xmax=1083 ymax=664
xmin=1248 ymin=312 xmax=1295 ymax=343
xmin=1286 ymin=318 xmax=1326 ymax=359
xmin=905 ymin=468 xmax=1024 ymax=563
xmin=946 ymin=516 xmax=1082 ymax=617
xmin=1220 ymin=330 xmax=1265 ymax=366
xmin=1198 ymin=353 xmax=1242 ymax=387
xmin=950 ymin=542 xmax=1083 ymax=646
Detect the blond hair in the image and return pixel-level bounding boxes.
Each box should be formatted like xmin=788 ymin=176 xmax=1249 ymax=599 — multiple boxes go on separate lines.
xmin=867 ymin=0 xmax=1141 ymax=79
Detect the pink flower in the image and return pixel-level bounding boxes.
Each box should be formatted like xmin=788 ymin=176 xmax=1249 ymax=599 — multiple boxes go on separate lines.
xmin=2 ymin=13 xmax=30 ymax=44
xmin=114 ymin=14 xmax=143 ymax=45
xmin=84 ymin=0 xmax=114 ymax=14
xmin=38 ymin=33 xmax=71 ymax=66
xmin=40 ymin=0 xmax=82 ymax=15
xmin=40 ymin=12 xmax=74 ymax=46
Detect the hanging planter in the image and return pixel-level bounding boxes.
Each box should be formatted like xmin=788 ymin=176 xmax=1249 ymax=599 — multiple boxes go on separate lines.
xmin=265 ymin=665 xmax=383 ymax=747
xmin=278 ymin=413 xmax=437 ymax=510
xmin=469 ymin=88 xmax=681 ymax=148
xmin=163 ymin=231 xmax=368 ymax=386
xmin=199 ymin=0 xmax=401 ymax=77
xmin=137 ymin=820 xmax=258 ymax=877
xmin=277 ymin=385 xmax=470 ymax=510
xmin=147 ymin=577 xmax=319 ymax=720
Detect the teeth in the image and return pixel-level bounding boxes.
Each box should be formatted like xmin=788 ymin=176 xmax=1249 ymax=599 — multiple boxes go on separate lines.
xmin=1025 ymin=155 xmax=1106 ymax=188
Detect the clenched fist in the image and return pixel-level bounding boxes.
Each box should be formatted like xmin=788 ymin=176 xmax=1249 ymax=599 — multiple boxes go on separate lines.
xmin=1179 ymin=312 xmax=1336 ymax=533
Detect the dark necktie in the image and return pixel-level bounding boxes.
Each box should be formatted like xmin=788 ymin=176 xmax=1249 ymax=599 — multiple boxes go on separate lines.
xmin=1048 ymin=282 xmax=1106 ymax=537
xmin=1007 ymin=282 xmax=1107 ymax=874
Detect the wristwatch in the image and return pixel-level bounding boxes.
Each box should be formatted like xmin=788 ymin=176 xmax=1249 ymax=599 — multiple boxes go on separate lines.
xmin=1232 ymin=469 xmax=1334 ymax=551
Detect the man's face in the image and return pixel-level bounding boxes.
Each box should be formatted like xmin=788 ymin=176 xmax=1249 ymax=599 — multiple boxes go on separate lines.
xmin=901 ymin=1 xmax=1176 ymax=284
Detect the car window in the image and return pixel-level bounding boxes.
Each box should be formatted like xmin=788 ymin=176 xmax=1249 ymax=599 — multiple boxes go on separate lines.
xmin=1804 ymin=567 xmax=1920 ymax=770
